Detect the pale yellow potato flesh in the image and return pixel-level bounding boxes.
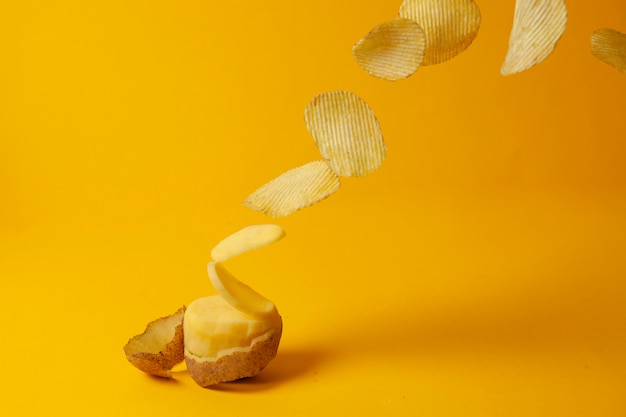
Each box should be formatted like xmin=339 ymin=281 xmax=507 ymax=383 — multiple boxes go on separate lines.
xmin=184 ymin=295 xmax=282 ymax=386
xmin=211 ymin=224 xmax=286 ymax=262
xmin=501 ymin=0 xmax=567 ymax=75
xmin=207 ymin=261 xmax=276 ymax=317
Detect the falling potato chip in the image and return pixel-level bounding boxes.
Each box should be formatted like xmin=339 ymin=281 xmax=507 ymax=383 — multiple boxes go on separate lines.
xmin=352 ymin=17 xmax=426 ymax=81
xmin=211 ymin=224 xmax=286 ymax=262
xmin=123 ymin=306 xmax=186 ymax=378
xmin=304 ymin=91 xmax=386 ymax=177
xmin=398 ymin=0 xmax=481 ymax=65
xmin=243 ymin=160 xmax=341 ymax=218
xmin=590 ymin=28 xmax=626 ymax=73
xmin=501 ymin=0 xmax=567 ymax=75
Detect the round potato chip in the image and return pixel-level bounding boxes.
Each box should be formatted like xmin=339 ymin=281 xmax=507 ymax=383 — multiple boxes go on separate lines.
xmin=304 ymin=91 xmax=386 ymax=177
xmin=591 ymin=28 xmax=626 ymax=74
xmin=501 ymin=0 xmax=567 ymax=76
xmin=243 ymin=160 xmax=341 ymax=218
xmin=398 ymin=0 xmax=481 ymax=66
xmin=352 ymin=17 xmax=426 ymax=81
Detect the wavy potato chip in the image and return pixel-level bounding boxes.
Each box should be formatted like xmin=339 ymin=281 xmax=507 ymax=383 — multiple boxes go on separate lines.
xmin=243 ymin=160 xmax=341 ymax=218
xmin=501 ymin=0 xmax=567 ymax=75
xmin=304 ymin=91 xmax=386 ymax=177
xmin=590 ymin=28 xmax=626 ymax=73
xmin=398 ymin=0 xmax=481 ymax=65
xmin=352 ymin=17 xmax=426 ymax=81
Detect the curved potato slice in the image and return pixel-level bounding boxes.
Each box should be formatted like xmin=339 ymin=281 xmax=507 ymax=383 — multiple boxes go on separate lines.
xmin=352 ymin=17 xmax=426 ymax=81
xmin=304 ymin=91 xmax=386 ymax=177
xmin=501 ymin=0 xmax=567 ymax=75
xmin=399 ymin=0 xmax=481 ymax=65
xmin=211 ymin=224 xmax=286 ymax=262
xmin=123 ymin=306 xmax=186 ymax=378
xmin=590 ymin=28 xmax=626 ymax=73
xmin=243 ymin=160 xmax=341 ymax=218
xmin=208 ymin=261 xmax=276 ymax=317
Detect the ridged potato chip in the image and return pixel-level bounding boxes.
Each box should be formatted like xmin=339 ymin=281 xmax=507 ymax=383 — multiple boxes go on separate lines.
xmin=304 ymin=91 xmax=386 ymax=177
xmin=591 ymin=28 xmax=626 ymax=73
xmin=398 ymin=0 xmax=481 ymax=66
xmin=501 ymin=0 xmax=567 ymax=75
xmin=243 ymin=160 xmax=341 ymax=218
xmin=352 ymin=17 xmax=426 ymax=81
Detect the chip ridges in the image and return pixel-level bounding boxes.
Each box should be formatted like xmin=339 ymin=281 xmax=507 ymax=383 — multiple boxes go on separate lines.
xmin=590 ymin=28 xmax=626 ymax=73
xmin=501 ymin=0 xmax=567 ymax=75
xmin=399 ymin=0 xmax=481 ymax=66
xmin=352 ymin=17 xmax=426 ymax=81
xmin=304 ymin=91 xmax=386 ymax=177
xmin=243 ymin=160 xmax=341 ymax=218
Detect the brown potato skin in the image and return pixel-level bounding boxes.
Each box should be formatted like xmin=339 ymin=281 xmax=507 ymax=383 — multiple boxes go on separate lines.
xmin=185 ymin=319 xmax=282 ymax=387
xmin=124 ymin=307 xmax=186 ymax=378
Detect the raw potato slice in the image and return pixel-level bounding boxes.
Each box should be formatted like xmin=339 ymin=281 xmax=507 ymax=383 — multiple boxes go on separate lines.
xmin=211 ymin=224 xmax=286 ymax=262
xmin=304 ymin=91 xmax=386 ymax=177
xmin=123 ymin=306 xmax=186 ymax=378
xmin=352 ymin=17 xmax=426 ymax=81
xmin=591 ymin=28 xmax=626 ymax=73
xmin=184 ymin=295 xmax=282 ymax=387
xmin=208 ymin=261 xmax=276 ymax=317
xmin=243 ymin=160 xmax=340 ymax=218
xmin=399 ymin=0 xmax=481 ymax=65
xmin=501 ymin=0 xmax=567 ymax=75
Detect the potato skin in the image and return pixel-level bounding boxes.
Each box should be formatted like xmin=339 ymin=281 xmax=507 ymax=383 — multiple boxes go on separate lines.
xmin=124 ymin=306 xmax=186 ymax=378
xmin=185 ymin=319 xmax=282 ymax=387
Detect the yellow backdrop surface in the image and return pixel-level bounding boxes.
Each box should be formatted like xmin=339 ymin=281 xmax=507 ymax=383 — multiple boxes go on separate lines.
xmin=1 ymin=1 xmax=625 ymax=416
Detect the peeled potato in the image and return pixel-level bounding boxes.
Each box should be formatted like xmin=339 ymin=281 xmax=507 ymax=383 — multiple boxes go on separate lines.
xmin=243 ymin=160 xmax=341 ymax=218
xmin=184 ymin=295 xmax=282 ymax=387
xmin=352 ymin=17 xmax=426 ymax=81
xmin=304 ymin=91 xmax=386 ymax=177
xmin=590 ymin=28 xmax=626 ymax=73
xmin=398 ymin=0 xmax=481 ymax=65
xmin=501 ymin=0 xmax=567 ymax=75
xmin=123 ymin=307 xmax=186 ymax=378
xmin=211 ymin=224 xmax=286 ymax=262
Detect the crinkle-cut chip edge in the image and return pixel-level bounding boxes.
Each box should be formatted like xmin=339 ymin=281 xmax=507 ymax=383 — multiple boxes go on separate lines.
xmin=352 ymin=17 xmax=426 ymax=81
xmin=123 ymin=306 xmax=186 ymax=378
xmin=304 ymin=91 xmax=386 ymax=177
xmin=243 ymin=160 xmax=341 ymax=218
xmin=500 ymin=0 xmax=568 ymax=75
xmin=398 ymin=0 xmax=482 ymax=66
xmin=590 ymin=28 xmax=626 ymax=73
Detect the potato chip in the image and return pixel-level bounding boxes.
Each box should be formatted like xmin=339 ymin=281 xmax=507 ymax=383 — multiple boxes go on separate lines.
xmin=304 ymin=91 xmax=386 ymax=177
xmin=590 ymin=28 xmax=626 ymax=73
xmin=501 ymin=0 xmax=567 ymax=75
xmin=352 ymin=17 xmax=426 ymax=81
xmin=211 ymin=224 xmax=286 ymax=262
xmin=243 ymin=160 xmax=341 ymax=218
xmin=398 ymin=0 xmax=481 ymax=65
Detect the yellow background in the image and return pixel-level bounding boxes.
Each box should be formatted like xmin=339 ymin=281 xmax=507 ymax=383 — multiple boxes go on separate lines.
xmin=1 ymin=0 xmax=625 ymax=415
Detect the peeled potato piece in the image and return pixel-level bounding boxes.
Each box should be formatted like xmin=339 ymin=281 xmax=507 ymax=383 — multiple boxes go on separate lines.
xmin=208 ymin=261 xmax=276 ymax=317
xmin=501 ymin=0 xmax=567 ymax=75
xmin=399 ymin=0 xmax=481 ymax=65
xmin=353 ymin=17 xmax=426 ymax=81
xmin=243 ymin=160 xmax=341 ymax=218
xmin=211 ymin=224 xmax=286 ymax=262
xmin=123 ymin=306 xmax=186 ymax=378
xmin=304 ymin=91 xmax=386 ymax=177
xmin=184 ymin=295 xmax=282 ymax=387
xmin=591 ymin=28 xmax=626 ymax=73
